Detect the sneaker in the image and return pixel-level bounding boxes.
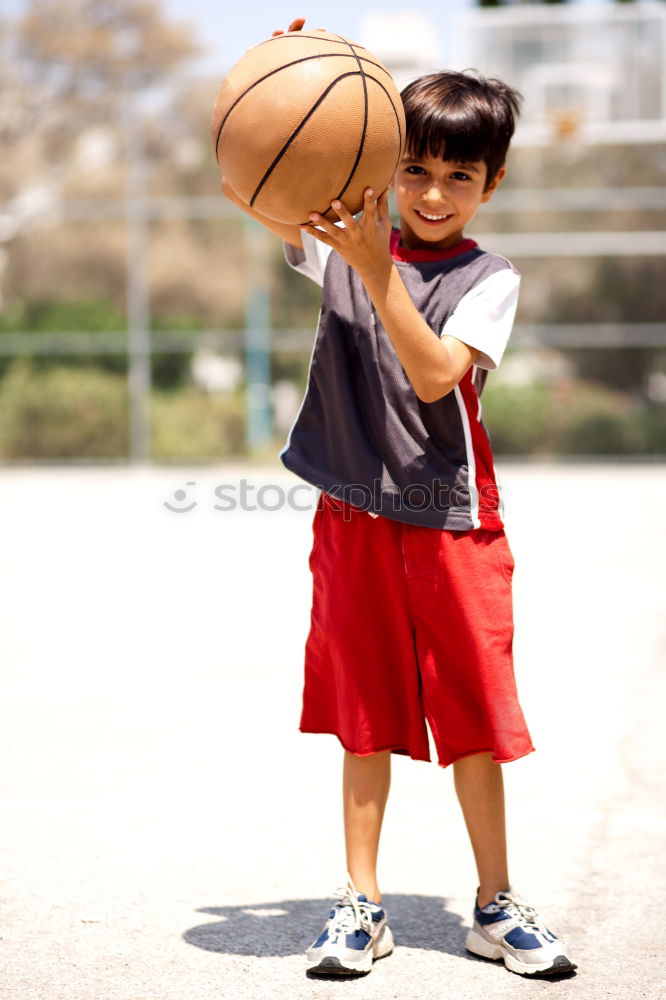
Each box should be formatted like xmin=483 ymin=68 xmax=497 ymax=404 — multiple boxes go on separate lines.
xmin=465 ymin=887 xmax=577 ymax=976
xmin=306 ymin=876 xmax=394 ymax=975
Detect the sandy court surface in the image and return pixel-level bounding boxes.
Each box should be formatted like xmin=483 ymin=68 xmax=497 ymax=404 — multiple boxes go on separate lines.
xmin=0 ymin=461 xmax=664 ymax=1000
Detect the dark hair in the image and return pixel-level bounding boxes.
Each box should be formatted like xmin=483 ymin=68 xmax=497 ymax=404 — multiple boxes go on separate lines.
xmin=400 ymin=70 xmax=522 ymax=188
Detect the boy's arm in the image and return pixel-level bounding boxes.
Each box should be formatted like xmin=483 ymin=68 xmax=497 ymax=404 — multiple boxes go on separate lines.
xmin=370 ymin=271 xmax=480 ymax=402
xmin=304 ymin=189 xmax=479 ymax=403
xmin=221 ymin=177 xmax=304 ymax=249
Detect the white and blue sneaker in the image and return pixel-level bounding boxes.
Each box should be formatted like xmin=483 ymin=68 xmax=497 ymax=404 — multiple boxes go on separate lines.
xmin=306 ymin=876 xmax=394 ymax=975
xmin=465 ymin=887 xmax=577 ymax=976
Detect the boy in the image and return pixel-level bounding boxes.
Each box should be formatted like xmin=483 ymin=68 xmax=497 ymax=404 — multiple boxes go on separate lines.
xmin=220 ymin=30 xmax=576 ymax=980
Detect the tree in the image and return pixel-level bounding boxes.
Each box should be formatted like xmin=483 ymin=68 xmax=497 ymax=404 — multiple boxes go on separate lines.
xmin=16 ymin=0 xmax=199 ymax=127
xmin=0 ymin=1 xmax=241 ymax=353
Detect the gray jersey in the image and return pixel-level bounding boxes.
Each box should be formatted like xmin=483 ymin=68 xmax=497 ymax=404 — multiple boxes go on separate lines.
xmin=281 ymin=229 xmax=519 ymax=531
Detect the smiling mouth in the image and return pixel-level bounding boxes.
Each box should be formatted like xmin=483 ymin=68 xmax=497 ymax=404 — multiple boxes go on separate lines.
xmin=415 ymin=210 xmax=452 ymax=224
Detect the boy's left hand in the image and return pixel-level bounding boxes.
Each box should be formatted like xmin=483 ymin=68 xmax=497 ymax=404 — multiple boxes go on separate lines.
xmin=303 ymin=188 xmax=393 ymax=284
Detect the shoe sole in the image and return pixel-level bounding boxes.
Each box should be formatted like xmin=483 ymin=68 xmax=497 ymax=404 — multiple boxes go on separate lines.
xmin=308 ymin=950 xmax=393 ymax=976
xmin=307 ymin=923 xmax=394 ymax=976
xmin=465 ymin=928 xmax=577 ymax=976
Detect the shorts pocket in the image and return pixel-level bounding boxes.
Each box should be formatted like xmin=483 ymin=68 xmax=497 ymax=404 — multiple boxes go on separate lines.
xmin=491 ymin=531 xmax=515 ymax=585
xmin=308 ymin=500 xmax=324 ymax=573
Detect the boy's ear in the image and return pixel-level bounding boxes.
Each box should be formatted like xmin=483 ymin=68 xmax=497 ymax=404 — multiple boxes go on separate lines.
xmin=481 ymin=165 xmax=506 ymax=203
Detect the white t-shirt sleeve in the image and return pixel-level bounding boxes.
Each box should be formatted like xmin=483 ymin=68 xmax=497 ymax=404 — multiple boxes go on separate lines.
xmin=440 ymin=268 xmax=520 ymax=371
xmin=283 ymin=229 xmax=334 ymax=287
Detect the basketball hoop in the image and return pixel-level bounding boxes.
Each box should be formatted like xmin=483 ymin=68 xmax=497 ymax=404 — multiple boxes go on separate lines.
xmin=549 ymin=108 xmax=585 ymax=142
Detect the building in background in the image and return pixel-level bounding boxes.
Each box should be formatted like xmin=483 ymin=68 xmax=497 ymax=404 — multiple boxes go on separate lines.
xmin=456 ymin=2 xmax=666 ymax=145
xmin=359 ymin=10 xmax=442 ymax=91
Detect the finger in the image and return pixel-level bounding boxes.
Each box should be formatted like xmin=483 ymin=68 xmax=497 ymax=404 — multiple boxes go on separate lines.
xmin=288 ymin=17 xmax=306 ymax=31
xmin=307 ymin=211 xmax=345 ymax=236
xmin=360 ymin=187 xmax=376 ymax=221
xmin=271 ymin=30 xmax=284 ymax=36
xmin=300 ymin=224 xmax=335 ymax=247
xmin=377 ymin=187 xmax=391 ymax=220
xmin=329 ymin=199 xmax=356 ymax=226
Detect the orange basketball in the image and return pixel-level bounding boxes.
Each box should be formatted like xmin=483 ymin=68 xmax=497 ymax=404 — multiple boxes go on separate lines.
xmin=212 ymin=30 xmax=406 ymax=225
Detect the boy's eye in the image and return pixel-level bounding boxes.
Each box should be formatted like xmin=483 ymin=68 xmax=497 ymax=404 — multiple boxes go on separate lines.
xmin=451 ymin=171 xmax=471 ymax=181
xmin=405 ymin=165 xmax=426 ymax=175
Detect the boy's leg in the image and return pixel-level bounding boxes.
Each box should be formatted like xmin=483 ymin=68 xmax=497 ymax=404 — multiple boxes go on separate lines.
xmin=305 ymin=748 xmax=393 ymax=975
xmin=453 ymin=751 xmax=510 ymax=907
xmin=343 ymin=749 xmax=391 ymax=903
xmin=453 ymin=752 xmax=577 ymax=975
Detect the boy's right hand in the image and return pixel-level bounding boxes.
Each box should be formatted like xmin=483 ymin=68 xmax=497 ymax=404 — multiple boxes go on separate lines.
xmin=272 ymin=18 xmax=306 ymax=37
xmin=272 ymin=18 xmax=327 ymax=37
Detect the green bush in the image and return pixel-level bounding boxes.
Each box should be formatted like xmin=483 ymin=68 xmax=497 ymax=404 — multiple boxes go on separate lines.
xmin=150 ymin=386 xmax=246 ymax=461
xmin=480 ymin=380 xmax=551 ymax=455
xmin=0 ymin=360 xmax=248 ymax=461
xmin=0 ymin=358 xmax=661 ymax=462
xmin=0 ymin=299 xmax=125 ymax=334
xmin=0 ymin=359 xmax=129 ymax=459
xmin=634 ymin=405 xmax=666 ymax=455
xmin=482 ymin=377 xmax=665 ymax=456
xmin=0 ymin=300 xmax=199 ymax=387
xmin=554 ymin=384 xmax=635 ymax=455
xmin=0 ymin=300 xmax=127 ymax=381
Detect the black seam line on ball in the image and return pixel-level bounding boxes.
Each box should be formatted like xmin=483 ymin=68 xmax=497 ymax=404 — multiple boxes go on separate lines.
xmin=249 ymin=70 xmax=366 ymax=209
xmin=214 ymin=53 xmax=391 ymax=161
xmin=257 ymin=33 xmax=367 ymax=51
xmin=365 ymin=75 xmax=404 ymax=183
xmin=328 ymin=36 xmax=369 ymax=208
xmin=311 ymin=73 xmax=402 ymax=218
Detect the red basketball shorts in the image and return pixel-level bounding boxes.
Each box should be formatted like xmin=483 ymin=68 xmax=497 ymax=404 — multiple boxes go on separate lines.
xmin=300 ymin=491 xmax=535 ymax=768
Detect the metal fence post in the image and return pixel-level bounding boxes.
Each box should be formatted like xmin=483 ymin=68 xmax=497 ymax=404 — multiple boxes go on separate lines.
xmin=243 ymin=218 xmax=273 ymax=451
xmin=123 ymin=101 xmax=152 ymax=463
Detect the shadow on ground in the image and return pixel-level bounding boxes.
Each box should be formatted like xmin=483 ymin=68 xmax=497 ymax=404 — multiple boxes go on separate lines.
xmin=184 ymin=894 xmax=465 ymax=958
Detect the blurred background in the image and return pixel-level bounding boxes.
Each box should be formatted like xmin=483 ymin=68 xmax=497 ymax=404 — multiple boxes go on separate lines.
xmin=2 ymin=7 xmax=665 ymax=996
xmin=0 ymin=0 xmax=665 ymax=464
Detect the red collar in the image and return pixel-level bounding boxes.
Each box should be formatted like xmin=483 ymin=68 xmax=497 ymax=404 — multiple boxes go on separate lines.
xmin=390 ymin=228 xmax=478 ymax=263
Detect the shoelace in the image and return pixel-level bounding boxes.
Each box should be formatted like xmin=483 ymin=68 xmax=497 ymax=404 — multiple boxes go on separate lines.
xmin=495 ymin=890 xmax=545 ymax=932
xmin=330 ymin=879 xmax=374 ymax=934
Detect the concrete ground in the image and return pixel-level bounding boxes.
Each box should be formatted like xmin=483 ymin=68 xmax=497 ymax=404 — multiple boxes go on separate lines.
xmin=0 ymin=461 xmax=664 ymax=1000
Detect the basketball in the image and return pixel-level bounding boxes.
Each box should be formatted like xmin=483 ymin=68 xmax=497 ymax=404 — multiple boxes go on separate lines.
xmin=212 ymin=30 xmax=406 ymax=224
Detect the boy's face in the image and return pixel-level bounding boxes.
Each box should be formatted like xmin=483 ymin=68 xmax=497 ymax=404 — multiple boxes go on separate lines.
xmin=392 ymin=152 xmax=505 ymax=251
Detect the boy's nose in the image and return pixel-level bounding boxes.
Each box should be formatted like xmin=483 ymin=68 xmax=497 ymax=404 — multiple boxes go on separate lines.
xmin=425 ymin=182 xmax=447 ymax=202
